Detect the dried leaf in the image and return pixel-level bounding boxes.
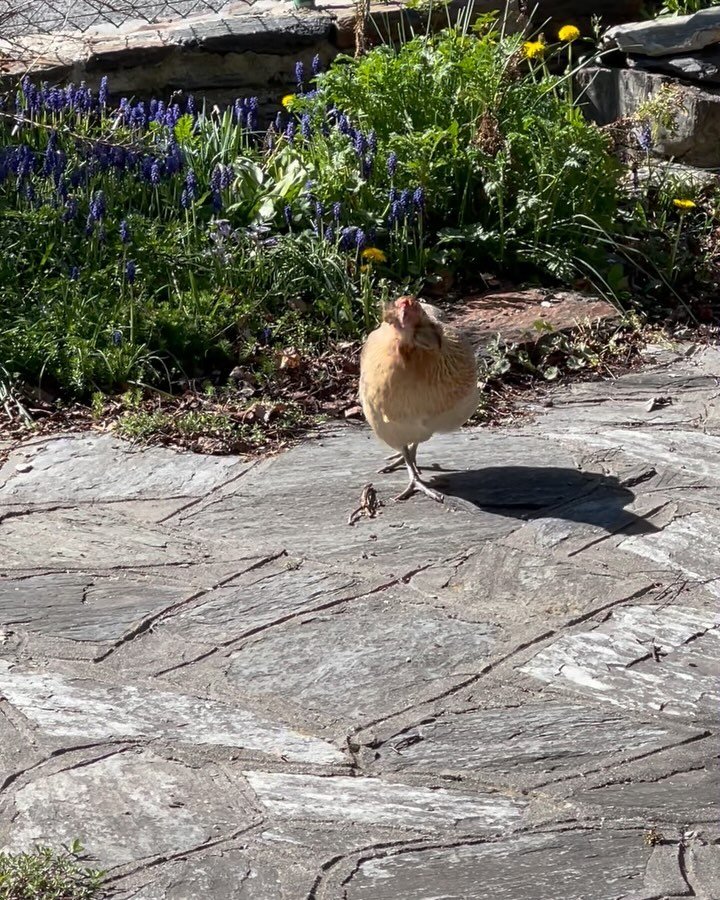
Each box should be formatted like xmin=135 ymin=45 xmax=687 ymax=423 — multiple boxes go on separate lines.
xmin=279 ymin=348 xmax=302 ymax=370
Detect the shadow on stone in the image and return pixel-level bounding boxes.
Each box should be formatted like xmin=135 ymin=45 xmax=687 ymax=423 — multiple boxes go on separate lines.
xmin=439 ymin=465 xmax=659 ymax=535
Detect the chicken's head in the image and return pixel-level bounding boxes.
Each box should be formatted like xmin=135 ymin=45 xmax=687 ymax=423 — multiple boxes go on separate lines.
xmin=384 ymin=295 xmax=441 ymax=350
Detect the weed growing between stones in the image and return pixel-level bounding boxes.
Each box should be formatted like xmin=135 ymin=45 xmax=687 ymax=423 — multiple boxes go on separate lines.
xmin=0 ymin=841 xmax=106 ymax=900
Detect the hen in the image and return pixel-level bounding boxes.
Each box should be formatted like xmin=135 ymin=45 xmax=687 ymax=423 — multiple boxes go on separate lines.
xmin=359 ymin=295 xmax=479 ymax=502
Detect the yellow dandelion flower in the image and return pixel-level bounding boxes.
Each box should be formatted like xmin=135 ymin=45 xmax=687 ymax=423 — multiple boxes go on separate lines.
xmin=558 ymin=25 xmax=580 ymax=42
xmin=522 ymin=40 xmax=546 ymax=60
xmin=673 ymin=199 xmax=697 ymax=211
xmin=281 ymin=94 xmax=295 ymax=109
xmin=361 ymin=247 xmax=387 ymax=264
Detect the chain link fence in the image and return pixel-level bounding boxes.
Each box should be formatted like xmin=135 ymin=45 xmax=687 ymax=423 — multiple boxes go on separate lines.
xmin=0 ymin=0 xmax=233 ymax=37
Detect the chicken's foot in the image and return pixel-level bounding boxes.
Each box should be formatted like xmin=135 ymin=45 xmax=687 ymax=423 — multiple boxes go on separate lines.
xmin=393 ymin=445 xmax=444 ymax=504
xmin=378 ymin=443 xmax=419 ymax=474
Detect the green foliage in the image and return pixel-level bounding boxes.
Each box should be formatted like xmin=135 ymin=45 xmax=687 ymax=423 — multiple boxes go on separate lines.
xmin=658 ymin=0 xmax=715 ymax=15
xmin=1 ymin=21 xmax=714 ymax=403
xmin=0 ymin=841 xmax=105 ymax=900
xmin=295 ymin=27 xmax=620 ymax=279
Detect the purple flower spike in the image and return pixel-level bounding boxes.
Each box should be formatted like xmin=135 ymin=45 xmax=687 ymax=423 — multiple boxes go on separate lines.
xmin=301 ymin=114 xmax=312 ymax=140
xmin=295 ymin=60 xmax=305 ymax=85
xmin=150 ymin=160 xmax=161 ymax=185
xmin=185 ymin=169 xmax=197 ymax=200
xmin=285 ymin=120 xmax=296 ymax=144
xmin=99 ymin=76 xmax=109 ymax=107
xmin=353 ymin=130 xmax=366 ymax=157
xmin=412 ymin=186 xmax=425 ymax=211
xmin=354 ymin=228 xmax=366 ymax=250
xmin=90 ymin=190 xmax=106 ymax=221
xmin=69 ymin=265 xmax=79 ymax=281
xmin=635 ymin=121 xmax=652 ymax=152
xmin=387 ymin=152 xmax=398 ymax=177
xmin=332 ymin=201 xmax=341 ymax=221
xmin=119 ymin=219 xmax=131 ymax=243
xmin=125 ymin=260 xmax=136 ymax=284
xmin=311 ymin=54 xmax=321 ymax=76
xmin=284 ymin=205 xmax=293 ymax=227
xmin=112 ymin=329 xmax=123 ymax=346
xmin=180 ymin=188 xmax=190 ymax=209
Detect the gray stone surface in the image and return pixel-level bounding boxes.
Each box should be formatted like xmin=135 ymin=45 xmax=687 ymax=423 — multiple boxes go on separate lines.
xmin=605 ymin=7 xmax=720 ymax=58
xmin=0 ymin=342 xmax=719 ymax=895
xmin=577 ymin=65 xmax=720 ymax=168
xmin=630 ymin=45 xmax=720 ymax=86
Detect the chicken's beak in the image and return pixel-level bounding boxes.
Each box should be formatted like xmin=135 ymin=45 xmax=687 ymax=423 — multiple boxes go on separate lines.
xmin=397 ymin=306 xmax=407 ymax=328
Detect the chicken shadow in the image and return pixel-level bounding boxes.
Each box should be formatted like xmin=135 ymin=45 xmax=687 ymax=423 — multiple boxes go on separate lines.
xmin=435 ymin=465 xmax=659 ymax=536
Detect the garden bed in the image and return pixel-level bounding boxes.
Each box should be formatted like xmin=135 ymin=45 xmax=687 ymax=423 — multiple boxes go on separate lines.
xmin=0 ymin=18 xmax=718 ymax=454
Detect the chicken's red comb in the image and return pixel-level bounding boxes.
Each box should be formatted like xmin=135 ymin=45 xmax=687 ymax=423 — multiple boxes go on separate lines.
xmin=395 ymin=295 xmax=416 ymax=308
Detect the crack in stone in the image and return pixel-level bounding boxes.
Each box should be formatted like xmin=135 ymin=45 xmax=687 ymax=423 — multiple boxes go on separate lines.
xmin=0 ymin=740 xmax=139 ymax=795
xmin=156 ymin=458 xmax=261 ymax=525
xmin=677 ymin=839 xmax=697 ymax=897
xmin=312 ymin=822 xmax=613 ymax=900
xmin=351 ymin=582 xmax=658 ymax=741
xmin=217 ymin=561 xmax=436 ymax=651
xmin=102 ymin=819 xmax=266 ymax=884
xmin=93 ymin=550 xmax=288 ymax=662
xmin=529 ymin=731 xmax=712 ymax=791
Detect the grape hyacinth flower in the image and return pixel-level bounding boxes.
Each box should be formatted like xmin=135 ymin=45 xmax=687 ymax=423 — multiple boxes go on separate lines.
xmin=353 ymin=130 xmax=367 ymax=157
xmin=111 ymin=330 xmax=123 ymax=346
xmin=180 ymin=188 xmax=190 ymax=209
xmin=150 ymin=160 xmax=161 ymax=185
xmin=125 ymin=260 xmax=136 ymax=284
xmin=412 ymin=186 xmax=425 ymax=212
xmin=285 ymin=120 xmax=296 ymax=144
xmin=338 ymin=115 xmax=350 ymax=136
xmin=387 ymin=152 xmax=397 ymax=177
xmin=185 ymin=170 xmax=197 ymax=200
xmin=221 ymin=165 xmax=234 ymax=189
xmin=312 ymin=54 xmax=321 ymax=76
xmin=354 ymin=228 xmax=366 ymax=250
xmin=90 ymin=190 xmax=106 ymax=222
xmin=635 ymin=121 xmax=652 ymax=153
xmin=62 ymin=197 xmax=78 ymax=222
xmin=186 ymin=94 xmax=196 ymax=115
xmin=284 ymin=205 xmax=293 ymax=227
xmin=295 ymin=60 xmax=305 ymax=86
xmin=301 ymin=115 xmax=312 ymax=140
xmin=99 ymin=76 xmax=109 ymax=107
xmin=119 ymin=219 xmax=131 ymax=243
xmin=325 ymin=224 xmax=335 ymax=243
xmin=332 ymin=201 xmax=341 ymax=221
xmin=69 ymin=266 xmax=79 ymax=280
xmin=367 ymin=130 xmax=377 ymax=154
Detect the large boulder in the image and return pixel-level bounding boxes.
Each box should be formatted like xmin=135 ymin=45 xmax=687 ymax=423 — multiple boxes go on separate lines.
xmin=577 ymin=65 xmax=720 ymax=168
xmin=629 ymin=45 xmax=720 ymax=86
xmin=604 ymin=7 xmax=720 ymax=58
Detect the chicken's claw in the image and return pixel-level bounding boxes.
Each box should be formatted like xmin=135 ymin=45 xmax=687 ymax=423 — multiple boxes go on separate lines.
xmin=393 ymin=478 xmax=445 ymax=504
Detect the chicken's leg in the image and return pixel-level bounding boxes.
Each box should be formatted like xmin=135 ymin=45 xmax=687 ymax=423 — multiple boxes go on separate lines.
xmin=393 ymin=444 xmax=444 ymax=503
xmin=378 ymin=443 xmax=419 ymax=474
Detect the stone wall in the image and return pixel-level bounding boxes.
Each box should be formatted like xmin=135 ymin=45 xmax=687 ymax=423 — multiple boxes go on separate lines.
xmin=579 ymin=7 xmax=720 ymax=168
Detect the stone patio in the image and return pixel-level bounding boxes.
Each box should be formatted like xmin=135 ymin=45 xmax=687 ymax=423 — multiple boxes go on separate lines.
xmin=0 ymin=340 xmax=719 ymax=898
